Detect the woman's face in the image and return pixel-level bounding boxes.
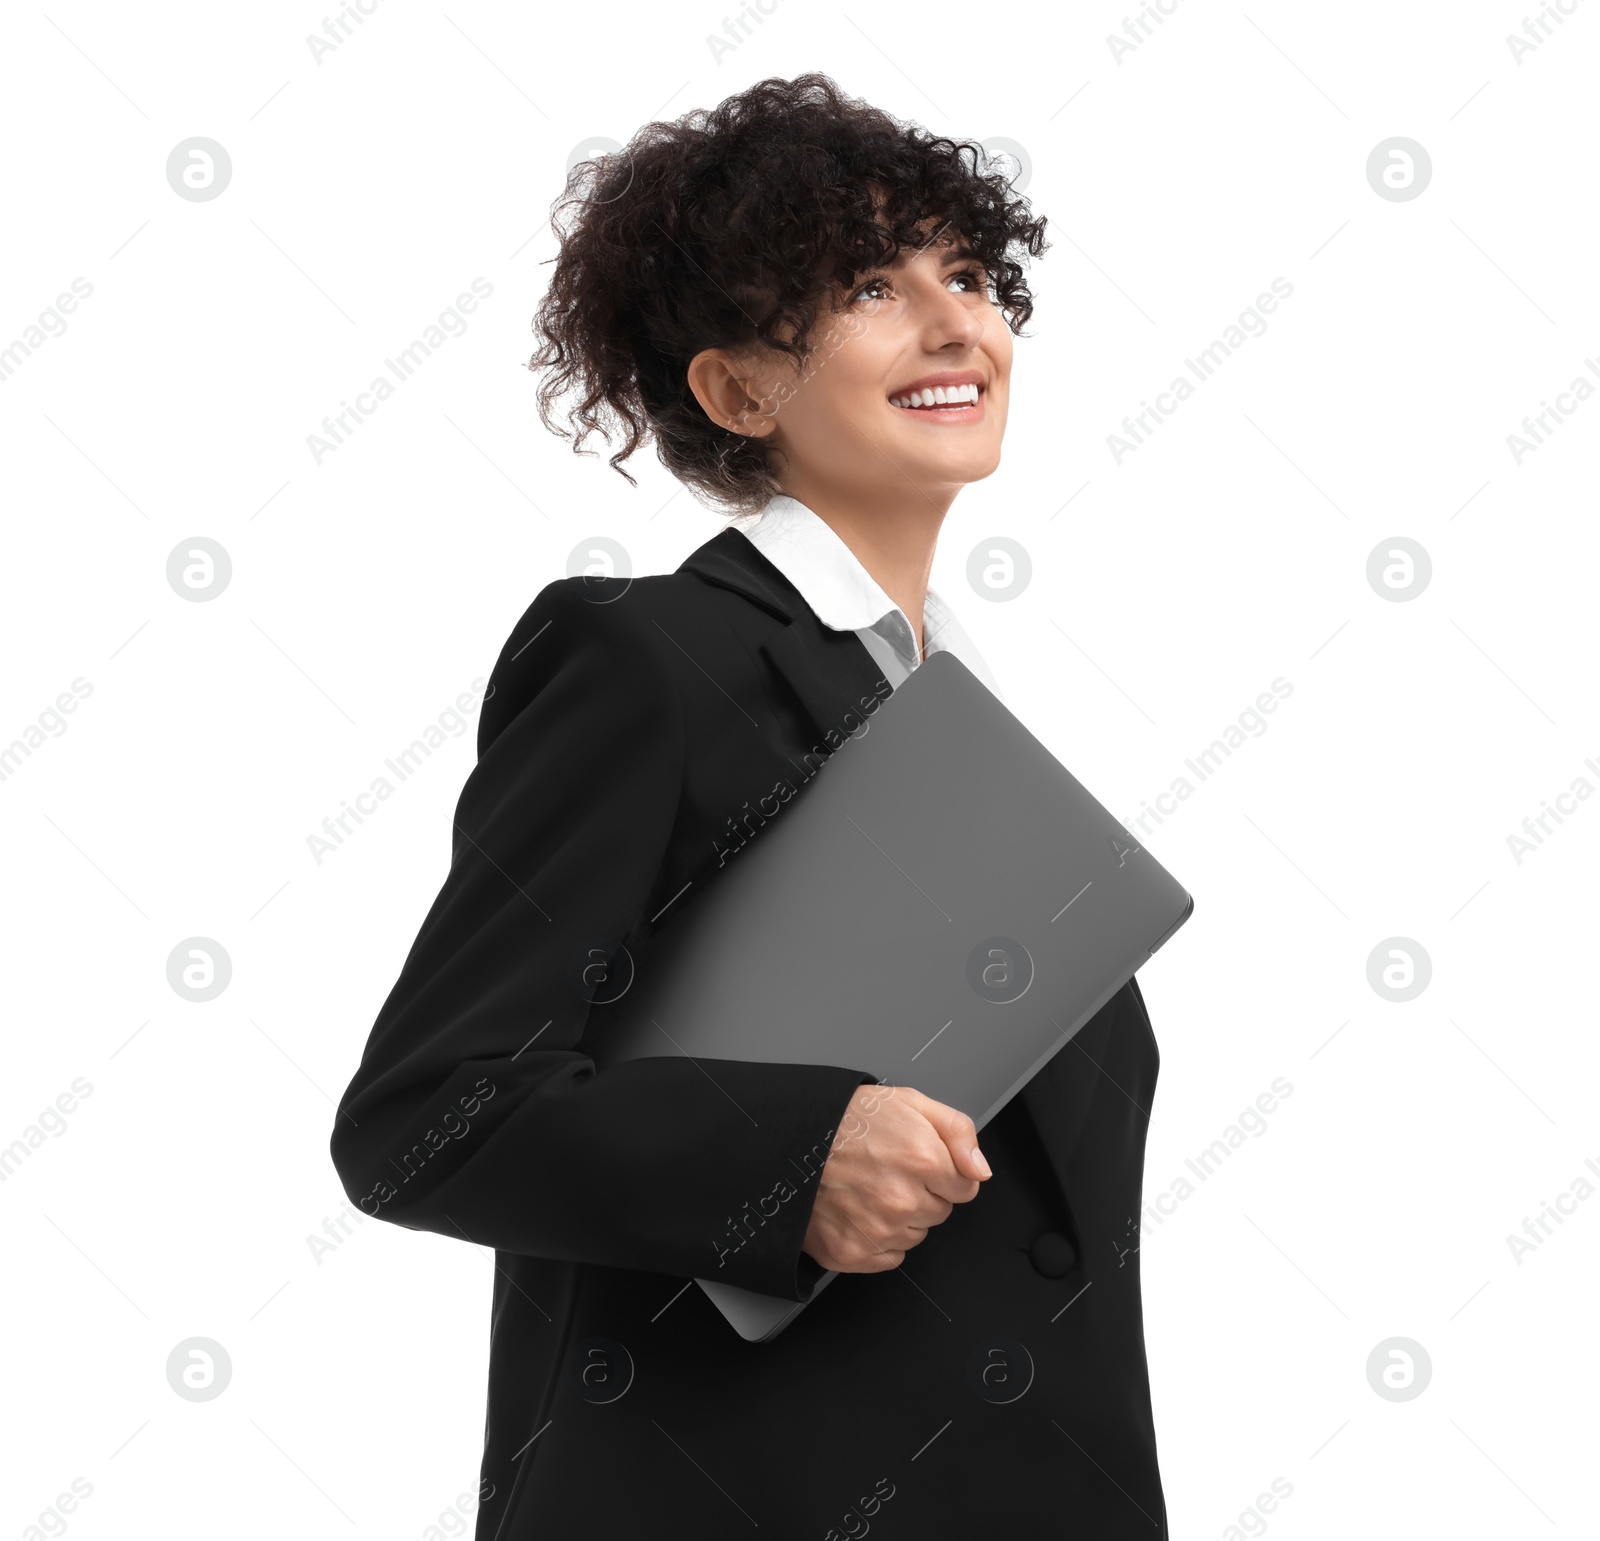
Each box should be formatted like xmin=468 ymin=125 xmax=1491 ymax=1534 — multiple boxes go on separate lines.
xmin=704 ymin=235 xmax=1013 ymax=508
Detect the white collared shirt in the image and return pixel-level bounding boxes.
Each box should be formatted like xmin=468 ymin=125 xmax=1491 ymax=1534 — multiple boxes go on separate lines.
xmin=730 ymin=494 xmax=1005 ymax=702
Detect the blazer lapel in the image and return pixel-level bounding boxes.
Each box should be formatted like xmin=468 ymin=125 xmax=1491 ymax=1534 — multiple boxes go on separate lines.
xmin=680 ymin=528 xmax=894 ymax=747
xmin=1018 ymin=1008 xmax=1114 ymax=1205
xmin=760 ymin=621 xmax=894 ymax=749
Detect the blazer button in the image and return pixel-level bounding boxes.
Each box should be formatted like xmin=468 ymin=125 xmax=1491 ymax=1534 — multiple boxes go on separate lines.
xmin=1029 ymin=1230 xmax=1077 ymax=1278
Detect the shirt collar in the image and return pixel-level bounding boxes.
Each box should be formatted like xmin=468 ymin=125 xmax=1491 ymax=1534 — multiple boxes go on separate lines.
xmin=731 ymin=493 xmax=1005 ymax=700
xmin=731 ymin=494 xmax=903 ymax=632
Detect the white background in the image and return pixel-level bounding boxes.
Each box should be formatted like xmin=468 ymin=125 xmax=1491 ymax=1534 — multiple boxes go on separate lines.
xmin=2 ymin=2 xmax=1596 ymax=1537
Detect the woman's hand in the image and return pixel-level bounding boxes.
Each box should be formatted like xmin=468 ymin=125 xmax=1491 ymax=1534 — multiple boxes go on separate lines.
xmin=802 ymin=1084 xmax=992 ymax=1274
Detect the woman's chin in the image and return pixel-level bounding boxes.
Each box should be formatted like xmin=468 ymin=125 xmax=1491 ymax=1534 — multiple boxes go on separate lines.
xmin=900 ymin=444 xmax=1004 ymax=490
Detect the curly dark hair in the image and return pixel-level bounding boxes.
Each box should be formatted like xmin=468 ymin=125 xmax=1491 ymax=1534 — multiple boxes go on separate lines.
xmin=527 ymin=73 xmax=1049 ymax=512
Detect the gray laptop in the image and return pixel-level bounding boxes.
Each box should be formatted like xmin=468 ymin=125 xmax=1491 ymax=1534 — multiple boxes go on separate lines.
xmin=589 ymin=649 xmax=1193 ymax=1341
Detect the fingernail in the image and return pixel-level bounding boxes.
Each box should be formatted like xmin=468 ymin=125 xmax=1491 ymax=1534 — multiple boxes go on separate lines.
xmin=971 ymin=1147 xmax=991 ymax=1178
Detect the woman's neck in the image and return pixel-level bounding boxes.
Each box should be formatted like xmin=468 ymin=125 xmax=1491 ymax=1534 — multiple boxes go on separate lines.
xmin=779 ymin=483 xmax=953 ymax=659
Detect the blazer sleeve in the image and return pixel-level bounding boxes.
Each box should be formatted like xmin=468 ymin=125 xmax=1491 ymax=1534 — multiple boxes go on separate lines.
xmin=329 ymin=577 xmax=877 ymax=1303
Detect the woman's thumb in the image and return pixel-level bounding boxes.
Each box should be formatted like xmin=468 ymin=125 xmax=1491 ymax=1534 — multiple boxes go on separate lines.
xmin=921 ymin=1096 xmax=992 ymax=1180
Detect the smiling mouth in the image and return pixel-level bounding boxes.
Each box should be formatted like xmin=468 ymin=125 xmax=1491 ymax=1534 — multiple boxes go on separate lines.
xmin=890 ymin=382 xmax=983 ymax=411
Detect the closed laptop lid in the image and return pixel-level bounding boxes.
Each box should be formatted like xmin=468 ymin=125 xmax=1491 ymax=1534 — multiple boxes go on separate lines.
xmin=588 ymin=647 xmax=1193 ymax=1129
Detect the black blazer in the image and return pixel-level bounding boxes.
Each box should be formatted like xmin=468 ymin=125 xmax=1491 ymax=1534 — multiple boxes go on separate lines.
xmin=331 ymin=527 xmax=1168 ymax=1539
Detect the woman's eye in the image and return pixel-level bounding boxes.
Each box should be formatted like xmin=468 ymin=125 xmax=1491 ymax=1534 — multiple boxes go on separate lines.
xmin=949 ymin=267 xmax=988 ymax=294
xmin=853 ymin=276 xmax=890 ymax=304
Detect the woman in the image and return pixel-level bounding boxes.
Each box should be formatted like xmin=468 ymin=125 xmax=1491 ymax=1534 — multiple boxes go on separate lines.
xmin=332 ymin=73 xmax=1167 ymax=1538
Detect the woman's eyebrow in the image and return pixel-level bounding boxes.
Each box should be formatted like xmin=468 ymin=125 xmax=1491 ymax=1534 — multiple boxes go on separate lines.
xmin=882 ymin=241 xmax=978 ymax=268
xmin=843 ymin=239 xmax=978 ymax=281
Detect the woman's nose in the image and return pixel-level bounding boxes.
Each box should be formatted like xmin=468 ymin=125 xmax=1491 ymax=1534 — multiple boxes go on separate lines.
xmin=917 ymin=286 xmax=984 ymax=351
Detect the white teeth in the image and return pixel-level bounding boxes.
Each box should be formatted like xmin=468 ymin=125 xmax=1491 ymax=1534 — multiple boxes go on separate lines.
xmin=892 ymin=383 xmax=980 ymax=409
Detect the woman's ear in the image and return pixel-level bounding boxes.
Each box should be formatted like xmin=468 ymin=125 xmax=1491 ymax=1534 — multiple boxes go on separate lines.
xmin=686 ymin=348 xmax=779 ymax=439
